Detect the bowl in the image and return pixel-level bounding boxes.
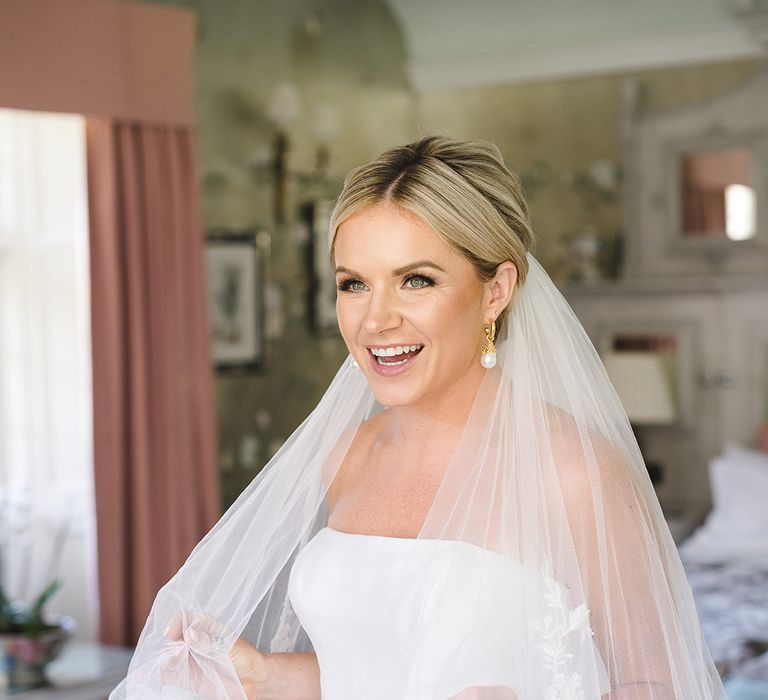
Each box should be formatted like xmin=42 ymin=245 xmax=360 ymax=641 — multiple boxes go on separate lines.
xmin=0 ymin=615 xmax=76 ymax=693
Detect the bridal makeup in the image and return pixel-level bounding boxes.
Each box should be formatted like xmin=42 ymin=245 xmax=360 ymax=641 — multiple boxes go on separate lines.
xmin=332 ymin=201 xmax=488 ymax=409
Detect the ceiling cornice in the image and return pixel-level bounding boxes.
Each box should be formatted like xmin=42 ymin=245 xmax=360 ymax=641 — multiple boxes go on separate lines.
xmin=407 ymin=23 xmax=765 ymax=91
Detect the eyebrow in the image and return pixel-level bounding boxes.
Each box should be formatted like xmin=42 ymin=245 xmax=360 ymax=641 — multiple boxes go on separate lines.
xmin=334 ymin=260 xmax=447 ymax=276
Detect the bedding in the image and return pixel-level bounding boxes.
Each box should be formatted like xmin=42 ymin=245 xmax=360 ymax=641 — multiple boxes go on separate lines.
xmin=680 ymin=554 xmax=768 ymax=679
xmin=676 ymin=443 xmax=768 ymax=689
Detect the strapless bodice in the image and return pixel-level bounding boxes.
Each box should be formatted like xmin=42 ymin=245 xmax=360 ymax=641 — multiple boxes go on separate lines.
xmin=287 ymin=527 xmax=610 ymax=700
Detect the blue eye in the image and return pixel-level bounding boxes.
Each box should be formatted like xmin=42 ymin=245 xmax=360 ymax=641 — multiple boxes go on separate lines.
xmin=404 ymin=274 xmax=435 ymax=289
xmin=336 ymin=278 xmax=366 ymax=292
xmin=336 ymin=273 xmax=436 ymax=293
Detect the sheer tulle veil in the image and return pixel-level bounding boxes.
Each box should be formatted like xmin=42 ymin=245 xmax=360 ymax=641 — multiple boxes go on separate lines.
xmin=109 ymin=138 xmax=725 ymax=699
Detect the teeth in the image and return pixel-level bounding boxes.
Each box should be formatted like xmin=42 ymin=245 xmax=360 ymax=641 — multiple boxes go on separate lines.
xmin=377 ymin=356 xmax=408 ymax=365
xmin=370 ymin=344 xmax=423 ymax=357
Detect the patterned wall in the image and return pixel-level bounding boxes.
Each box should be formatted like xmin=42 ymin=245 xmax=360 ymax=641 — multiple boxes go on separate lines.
xmin=151 ymin=0 xmax=767 ymax=509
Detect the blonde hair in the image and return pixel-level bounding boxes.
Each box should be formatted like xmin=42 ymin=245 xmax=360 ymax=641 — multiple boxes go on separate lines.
xmin=328 ymin=135 xmax=535 ymax=331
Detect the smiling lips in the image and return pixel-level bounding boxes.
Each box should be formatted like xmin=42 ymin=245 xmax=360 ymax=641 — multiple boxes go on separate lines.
xmin=370 ymin=344 xmax=423 ymax=363
xmin=366 ymin=344 xmax=424 ymax=374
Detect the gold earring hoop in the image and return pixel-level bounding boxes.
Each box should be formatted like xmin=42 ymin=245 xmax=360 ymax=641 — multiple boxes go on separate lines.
xmin=480 ymin=319 xmax=497 ymax=369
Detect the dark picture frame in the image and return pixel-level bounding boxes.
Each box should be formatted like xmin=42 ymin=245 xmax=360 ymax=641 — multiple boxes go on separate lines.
xmin=301 ymin=198 xmax=339 ymax=335
xmin=206 ymin=230 xmax=267 ymax=373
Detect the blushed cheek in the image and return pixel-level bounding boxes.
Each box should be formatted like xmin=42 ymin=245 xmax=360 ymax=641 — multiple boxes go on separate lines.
xmin=335 ymin=308 xmax=351 ymax=345
xmin=336 ymin=308 xmax=362 ymax=350
xmin=455 ymin=306 xmax=485 ymax=356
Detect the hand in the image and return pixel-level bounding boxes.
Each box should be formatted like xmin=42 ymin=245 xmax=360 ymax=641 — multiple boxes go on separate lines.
xmin=227 ymin=635 xmax=270 ymax=700
xmin=164 ymin=612 xmax=269 ymax=700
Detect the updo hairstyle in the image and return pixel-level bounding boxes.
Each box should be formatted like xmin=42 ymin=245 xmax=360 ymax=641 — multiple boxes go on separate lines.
xmin=329 ymin=135 xmax=536 ymax=333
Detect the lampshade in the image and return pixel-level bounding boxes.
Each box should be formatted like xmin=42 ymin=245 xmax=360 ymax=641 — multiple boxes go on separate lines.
xmin=603 ymin=351 xmax=678 ymax=425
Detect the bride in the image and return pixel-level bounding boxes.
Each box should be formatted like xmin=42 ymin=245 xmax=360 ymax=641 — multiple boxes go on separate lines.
xmin=111 ymin=136 xmax=726 ymax=699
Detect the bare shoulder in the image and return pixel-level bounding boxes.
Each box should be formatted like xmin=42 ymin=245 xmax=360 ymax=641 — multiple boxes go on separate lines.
xmin=542 ymin=400 xmax=632 ymax=500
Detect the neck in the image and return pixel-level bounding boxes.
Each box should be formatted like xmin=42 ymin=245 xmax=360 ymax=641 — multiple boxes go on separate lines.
xmin=382 ymin=359 xmax=491 ymax=449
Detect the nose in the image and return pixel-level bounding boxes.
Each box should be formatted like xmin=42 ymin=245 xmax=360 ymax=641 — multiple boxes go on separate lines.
xmin=363 ymin=287 xmax=402 ymax=335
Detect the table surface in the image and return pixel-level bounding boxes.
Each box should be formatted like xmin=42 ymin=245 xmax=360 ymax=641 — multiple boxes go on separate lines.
xmin=0 ymin=641 xmax=133 ymax=699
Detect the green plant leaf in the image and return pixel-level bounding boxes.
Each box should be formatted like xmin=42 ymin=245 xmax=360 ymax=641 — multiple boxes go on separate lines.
xmin=30 ymin=578 xmax=62 ymax=620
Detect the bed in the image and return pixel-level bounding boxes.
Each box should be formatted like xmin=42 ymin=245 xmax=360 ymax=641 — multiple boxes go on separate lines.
xmin=676 ymin=442 xmax=768 ymax=698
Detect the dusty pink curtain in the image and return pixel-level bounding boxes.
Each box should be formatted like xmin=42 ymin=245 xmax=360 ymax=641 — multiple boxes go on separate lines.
xmin=86 ymin=118 xmax=220 ymax=646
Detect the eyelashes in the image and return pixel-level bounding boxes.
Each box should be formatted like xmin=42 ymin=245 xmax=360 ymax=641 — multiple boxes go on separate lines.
xmin=336 ymin=273 xmax=437 ymax=293
xmin=336 ymin=278 xmax=365 ymax=292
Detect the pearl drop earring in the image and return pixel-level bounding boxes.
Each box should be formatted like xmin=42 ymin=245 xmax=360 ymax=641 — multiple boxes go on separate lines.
xmin=351 ymin=356 xmax=359 ymax=369
xmin=480 ymin=320 xmax=497 ymax=369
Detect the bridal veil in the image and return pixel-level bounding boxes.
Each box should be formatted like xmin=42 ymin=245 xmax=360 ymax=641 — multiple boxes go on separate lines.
xmin=109 ymin=137 xmax=725 ymax=699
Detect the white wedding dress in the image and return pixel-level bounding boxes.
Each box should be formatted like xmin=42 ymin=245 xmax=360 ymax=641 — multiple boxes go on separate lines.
xmin=288 ymin=527 xmax=611 ymax=700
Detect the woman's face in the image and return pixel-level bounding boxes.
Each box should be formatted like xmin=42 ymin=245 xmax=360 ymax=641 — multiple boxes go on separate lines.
xmin=333 ymin=202 xmax=493 ymax=409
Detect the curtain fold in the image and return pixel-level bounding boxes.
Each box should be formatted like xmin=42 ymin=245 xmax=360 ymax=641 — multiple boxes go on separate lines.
xmin=86 ymin=118 xmax=220 ymax=646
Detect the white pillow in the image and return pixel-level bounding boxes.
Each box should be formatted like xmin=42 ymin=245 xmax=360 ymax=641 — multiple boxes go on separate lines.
xmin=723 ymin=441 xmax=768 ymax=470
xmin=706 ymin=442 xmax=768 ymax=536
xmin=678 ymin=443 xmax=768 ymax=562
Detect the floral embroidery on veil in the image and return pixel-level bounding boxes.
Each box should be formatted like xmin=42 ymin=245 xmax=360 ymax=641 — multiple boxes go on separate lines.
xmin=530 ymin=563 xmax=595 ymax=700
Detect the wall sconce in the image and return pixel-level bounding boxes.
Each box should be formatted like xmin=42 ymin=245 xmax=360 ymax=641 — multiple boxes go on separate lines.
xmin=311 ymin=102 xmax=340 ymax=173
xmin=254 ymin=81 xmax=340 ymax=226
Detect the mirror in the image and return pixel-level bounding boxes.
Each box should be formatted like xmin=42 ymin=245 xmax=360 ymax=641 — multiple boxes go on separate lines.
xmin=621 ymin=68 xmax=768 ymax=278
xmin=679 ymin=146 xmax=756 ymax=241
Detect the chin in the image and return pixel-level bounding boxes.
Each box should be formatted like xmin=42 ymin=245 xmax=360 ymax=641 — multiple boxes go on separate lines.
xmin=363 ymin=374 xmax=428 ymax=407
xmin=369 ymin=386 xmax=420 ymax=409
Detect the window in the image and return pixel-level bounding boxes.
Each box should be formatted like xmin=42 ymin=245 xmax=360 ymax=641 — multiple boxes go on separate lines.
xmin=0 ymin=108 xmax=98 ymax=640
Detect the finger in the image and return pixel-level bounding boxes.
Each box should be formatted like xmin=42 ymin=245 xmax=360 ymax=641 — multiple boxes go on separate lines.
xmin=164 ymin=618 xmax=184 ymax=640
xmin=163 ymin=608 xmax=195 ymax=640
xmin=184 ymin=627 xmax=205 ymax=646
xmin=164 ymin=610 xmax=235 ymax=649
xmin=195 ymin=613 xmax=239 ymax=650
xmin=198 ymin=611 xmax=230 ymax=636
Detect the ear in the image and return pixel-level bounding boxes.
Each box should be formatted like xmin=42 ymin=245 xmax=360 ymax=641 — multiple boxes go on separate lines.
xmin=482 ymin=261 xmax=517 ymax=323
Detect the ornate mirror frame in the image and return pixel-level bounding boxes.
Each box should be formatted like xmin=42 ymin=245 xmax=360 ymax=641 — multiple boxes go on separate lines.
xmin=622 ymin=69 xmax=768 ymax=279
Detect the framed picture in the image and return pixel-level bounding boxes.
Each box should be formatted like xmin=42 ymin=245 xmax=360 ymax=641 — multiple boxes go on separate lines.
xmin=301 ymin=198 xmax=339 ymax=334
xmin=206 ymin=230 xmax=267 ymax=373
